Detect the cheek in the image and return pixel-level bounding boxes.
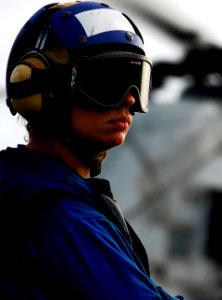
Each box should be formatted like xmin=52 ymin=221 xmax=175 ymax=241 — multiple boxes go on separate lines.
xmin=70 ymin=109 xmax=99 ymax=137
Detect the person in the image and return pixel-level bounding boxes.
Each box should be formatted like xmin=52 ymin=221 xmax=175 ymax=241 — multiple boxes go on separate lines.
xmin=0 ymin=1 xmax=185 ymax=299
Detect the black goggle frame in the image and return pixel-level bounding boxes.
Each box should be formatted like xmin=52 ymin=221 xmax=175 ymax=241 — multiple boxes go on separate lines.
xmin=71 ymin=51 xmax=152 ymax=113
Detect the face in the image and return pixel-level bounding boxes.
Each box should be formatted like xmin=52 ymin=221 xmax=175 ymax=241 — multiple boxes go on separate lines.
xmin=70 ymin=93 xmax=135 ymax=153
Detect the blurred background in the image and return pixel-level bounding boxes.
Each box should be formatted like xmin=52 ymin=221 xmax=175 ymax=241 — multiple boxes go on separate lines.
xmin=1 ymin=1 xmax=222 ymax=299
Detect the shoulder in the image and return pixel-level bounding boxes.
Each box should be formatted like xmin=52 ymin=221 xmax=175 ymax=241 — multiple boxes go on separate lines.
xmin=0 ymin=146 xmax=103 ymax=223
xmin=0 ymin=145 xmax=92 ymax=197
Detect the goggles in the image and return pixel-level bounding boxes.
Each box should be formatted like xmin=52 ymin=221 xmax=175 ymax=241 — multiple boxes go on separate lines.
xmin=73 ymin=52 xmax=152 ymax=113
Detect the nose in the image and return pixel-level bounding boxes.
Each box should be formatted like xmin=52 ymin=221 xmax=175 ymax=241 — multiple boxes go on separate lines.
xmin=123 ymin=93 xmax=136 ymax=107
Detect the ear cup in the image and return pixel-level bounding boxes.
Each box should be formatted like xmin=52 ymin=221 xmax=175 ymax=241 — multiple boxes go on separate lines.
xmin=10 ymin=56 xmax=49 ymax=117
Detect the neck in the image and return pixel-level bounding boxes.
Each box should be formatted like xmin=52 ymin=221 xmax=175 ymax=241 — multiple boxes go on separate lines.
xmin=26 ymin=135 xmax=90 ymax=178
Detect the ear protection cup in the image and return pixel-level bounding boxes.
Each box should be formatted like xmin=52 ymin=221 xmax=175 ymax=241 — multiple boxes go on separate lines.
xmin=10 ymin=55 xmax=51 ymax=118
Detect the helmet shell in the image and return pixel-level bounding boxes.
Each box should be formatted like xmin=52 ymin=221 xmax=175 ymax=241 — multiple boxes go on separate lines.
xmin=50 ymin=2 xmax=145 ymax=51
xmin=6 ymin=1 xmax=146 ymax=114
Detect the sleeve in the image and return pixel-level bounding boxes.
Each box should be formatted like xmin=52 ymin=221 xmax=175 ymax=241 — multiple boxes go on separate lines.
xmin=19 ymin=197 xmax=185 ymax=300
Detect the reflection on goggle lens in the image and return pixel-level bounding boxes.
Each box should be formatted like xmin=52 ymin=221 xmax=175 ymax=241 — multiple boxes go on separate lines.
xmin=76 ymin=52 xmax=152 ymax=113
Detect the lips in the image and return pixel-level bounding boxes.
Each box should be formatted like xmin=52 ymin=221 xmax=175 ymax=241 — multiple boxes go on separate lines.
xmin=108 ymin=115 xmax=131 ymax=131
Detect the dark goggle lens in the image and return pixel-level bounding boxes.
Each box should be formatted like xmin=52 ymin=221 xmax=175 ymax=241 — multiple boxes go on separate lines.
xmin=78 ymin=53 xmax=151 ymax=112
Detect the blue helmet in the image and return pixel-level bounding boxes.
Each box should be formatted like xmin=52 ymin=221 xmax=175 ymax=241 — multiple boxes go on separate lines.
xmin=6 ymin=1 xmax=151 ymax=116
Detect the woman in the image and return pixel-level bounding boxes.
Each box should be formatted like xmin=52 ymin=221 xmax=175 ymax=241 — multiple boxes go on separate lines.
xmin=0 ymin=1 xmax=184 ymax=299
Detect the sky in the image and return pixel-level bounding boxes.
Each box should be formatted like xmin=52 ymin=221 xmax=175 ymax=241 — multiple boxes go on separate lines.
xmin=0 ymin=0 xmax=222 ymax=149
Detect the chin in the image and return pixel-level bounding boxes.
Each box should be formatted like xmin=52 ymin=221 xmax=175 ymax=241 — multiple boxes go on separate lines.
xmin=94 ymin=133 xmax=127 ymax=151
xmin=107 ymin=136 xmax=126 ymax=149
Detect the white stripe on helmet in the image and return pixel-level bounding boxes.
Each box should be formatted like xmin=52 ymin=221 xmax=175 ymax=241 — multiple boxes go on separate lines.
xmin=75 ymin=8 xmax=135 ymax=37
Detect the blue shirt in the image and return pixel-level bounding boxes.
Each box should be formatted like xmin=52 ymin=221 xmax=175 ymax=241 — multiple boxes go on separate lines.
xmin=0 ymin=145 xmax=184 ymax=299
